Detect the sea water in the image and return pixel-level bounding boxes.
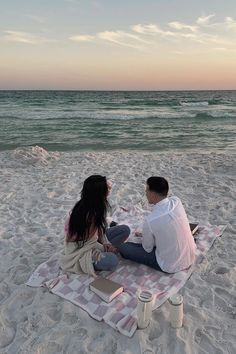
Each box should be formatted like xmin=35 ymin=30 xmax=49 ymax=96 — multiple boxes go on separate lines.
xmin=0 ymin=90 xmax=235 ymax=152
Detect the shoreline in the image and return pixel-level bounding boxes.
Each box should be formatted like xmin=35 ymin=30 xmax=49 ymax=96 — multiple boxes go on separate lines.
xmin=1 ymin=145 xmax=236 ymax=154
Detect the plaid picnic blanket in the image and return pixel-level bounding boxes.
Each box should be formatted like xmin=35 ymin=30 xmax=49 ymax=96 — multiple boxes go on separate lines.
xmin=26 ymin=206 xmax=226 ymax=337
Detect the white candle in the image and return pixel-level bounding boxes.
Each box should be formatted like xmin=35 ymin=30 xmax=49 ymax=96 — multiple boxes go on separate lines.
xmin=169 ymin=294 xmax=183 ymax=328
xmin=137 ymin=290 xmax=153 ymax=329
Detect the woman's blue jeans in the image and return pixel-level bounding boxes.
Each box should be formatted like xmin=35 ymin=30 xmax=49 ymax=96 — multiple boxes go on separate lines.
xmin=93 ymin=224 xmax=130 ymax=271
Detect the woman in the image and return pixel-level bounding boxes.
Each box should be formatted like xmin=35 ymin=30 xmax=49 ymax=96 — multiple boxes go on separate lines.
xmin=60 ymin=175 xmax=130 ymax=276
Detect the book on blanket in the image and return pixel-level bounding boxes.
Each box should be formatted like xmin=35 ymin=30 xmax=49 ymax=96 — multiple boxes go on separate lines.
xmin=89 ymin=277 xmax=123 ymax=303
xmin=190 ymin=223 xmax=199 ymax=236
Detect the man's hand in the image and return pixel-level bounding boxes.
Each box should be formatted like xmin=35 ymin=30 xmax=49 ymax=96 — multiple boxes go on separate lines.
xmin=103 ymin=243 xmax=118 ymax=253
xmin=135 ymin=231 xmax=143 ymax=237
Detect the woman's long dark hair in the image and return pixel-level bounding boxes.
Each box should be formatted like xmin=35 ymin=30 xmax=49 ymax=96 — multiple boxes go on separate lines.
xmin=67 ymin=175 xmax=109 ymax=244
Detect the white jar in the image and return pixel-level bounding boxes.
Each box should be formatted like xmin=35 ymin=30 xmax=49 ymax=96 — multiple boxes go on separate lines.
xmin=137 ymin=290 xmax=153 ymax=329
xmin=169 ymin=294 xmax=183 ymax=328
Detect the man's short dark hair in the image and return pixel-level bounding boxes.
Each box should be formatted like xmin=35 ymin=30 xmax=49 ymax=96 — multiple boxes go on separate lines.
xmin=146 ymin=176 xmax=169 ymax=197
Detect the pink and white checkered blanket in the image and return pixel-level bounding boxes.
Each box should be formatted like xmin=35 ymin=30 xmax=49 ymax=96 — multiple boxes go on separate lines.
xmin=26 ymin=206 xmax=226 ymax=337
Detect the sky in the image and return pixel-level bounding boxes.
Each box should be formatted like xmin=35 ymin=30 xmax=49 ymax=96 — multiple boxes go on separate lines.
xmin=0 ymin=0 xmax=236 ymax=90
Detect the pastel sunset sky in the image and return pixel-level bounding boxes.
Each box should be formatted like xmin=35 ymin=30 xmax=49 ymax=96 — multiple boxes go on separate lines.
xmin=1 ymin=0 xmax=236 ymax=90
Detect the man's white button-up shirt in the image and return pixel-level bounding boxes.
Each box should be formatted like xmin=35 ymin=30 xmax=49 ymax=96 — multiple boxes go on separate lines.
xmin=142 ymin=196 xmax=196 ymax=273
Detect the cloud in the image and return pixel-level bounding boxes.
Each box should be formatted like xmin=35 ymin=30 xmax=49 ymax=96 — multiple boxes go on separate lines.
xmin=196 ymin=14 xmax=215 ymax=25
xmin=68 ymin=15 xmax=236 ymax=51
xmin=168 ymin=21 xmax=197 ymax=32
xmin=180 ymin=33 xmax=198 ymax=39
xmin=97 ymin=30 xmax=149 ymax=50
xmin=98 ymin=30 xmax=147 ymax=43
xmin=212 ymin=47 xmax=227 ymax=51
xmin=131 ymin=23 xmax=154 ymax=34
xmin=225 ymin=17 xmax=236 ymax=30
xmin=3 ymin=30 xmax=54 ymax=44
xmin=131 ymin=24 xmax=175 ymax=37
xmin=211 ymin=46 xmax=236 ymax=53
xmin=69 ymin=29 xmax=149 ymax=49
xmin=69 ymin=35 xmax=94 ymax=41
xmin=3 ymin=31 xmax=38 ymax=44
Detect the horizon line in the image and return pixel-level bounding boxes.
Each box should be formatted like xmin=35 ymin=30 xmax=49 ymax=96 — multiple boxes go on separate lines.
xmin=0 ymin=88 xmax=236 ymax=92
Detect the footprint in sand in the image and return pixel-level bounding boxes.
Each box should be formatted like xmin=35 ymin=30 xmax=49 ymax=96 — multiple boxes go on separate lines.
xmin=194 ymin=328 xmax=225 ymax=354
xmin=0 ymin=283 xmax=10 ymax=304
xmin=90 ymin=337 xmax=117 ymax=353
xmin=215 ymin=287 xmax=236 ymax=307
xmin=45 ymin=306 xmax=62 ymax=323
xmin=3 ymin=288 xmax=35 ymax=322
xmin=19 ymin=257 xmax=29 ymax=266
xmin=73 ymin=327 xmax=88 ymax=340
xmin=39 ymin=342 xmax=63 ymax=354
xmin=215 ymin=267 xmax=229 ymax=275
xmin=0 ymin=322 xmax=16 ymax=349
xmin=10 ymin=265 xmax=29 ymax=285
xmin=63 ymin=313 xmax=78 ymax=325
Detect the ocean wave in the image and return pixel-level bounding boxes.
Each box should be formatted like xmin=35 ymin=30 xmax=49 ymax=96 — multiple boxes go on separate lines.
xmin=180 ymin=101 xmax=209 ymax=107
xmin=208 ymin=98 xmax=221 ymax=105
xmin=208 ymin=98 xmax=236 ymax=106
xmin=101 ymin=99 xmax=181 ymax=107
xmin=181 ymin=99 xmax=236 ymax=107
xmin=210 ymin=111 xmax=236 ymax=118
xmin=193 ymin=112 xmax=235 ymax=120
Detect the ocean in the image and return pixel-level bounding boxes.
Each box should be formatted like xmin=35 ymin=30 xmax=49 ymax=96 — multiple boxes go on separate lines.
xmin=0 ymin=90 xmax=235 ymax=152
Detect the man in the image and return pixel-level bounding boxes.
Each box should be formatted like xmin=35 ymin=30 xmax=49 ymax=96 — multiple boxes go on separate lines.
xmin=119 ymin=177 xmax=196 ymax=273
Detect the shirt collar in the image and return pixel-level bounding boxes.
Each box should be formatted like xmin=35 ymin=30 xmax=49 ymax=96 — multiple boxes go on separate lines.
xmin=153 ymin=197 xmax=169 ymax=209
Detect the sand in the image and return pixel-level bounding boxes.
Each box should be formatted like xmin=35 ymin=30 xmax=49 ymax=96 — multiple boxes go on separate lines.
xmin=0 ymin=146 xmax=235 ymax=354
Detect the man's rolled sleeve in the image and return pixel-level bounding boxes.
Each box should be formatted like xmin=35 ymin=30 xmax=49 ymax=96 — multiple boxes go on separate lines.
xmin=142 ymin=219 xmax=155 ymax=253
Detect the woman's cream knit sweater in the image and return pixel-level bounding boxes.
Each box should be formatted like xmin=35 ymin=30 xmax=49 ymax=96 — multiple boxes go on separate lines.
xmin=60 ymin=235 xmax=104 ymax=277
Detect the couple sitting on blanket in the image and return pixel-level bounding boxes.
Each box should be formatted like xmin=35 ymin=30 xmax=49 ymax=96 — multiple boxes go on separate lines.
xmin=60 ymin=175 xmax=196 ymax=277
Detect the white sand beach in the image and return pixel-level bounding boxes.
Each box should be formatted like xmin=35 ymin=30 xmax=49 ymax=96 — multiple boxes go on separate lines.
xmin=0 ymin=147 xmax=235 ymax=354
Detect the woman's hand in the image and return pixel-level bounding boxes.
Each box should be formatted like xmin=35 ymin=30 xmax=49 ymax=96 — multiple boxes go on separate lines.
xmin=107 ymin=180 xmax=112 ymax=195
xmin=103 ymin=243 xmax=118 ymax=253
